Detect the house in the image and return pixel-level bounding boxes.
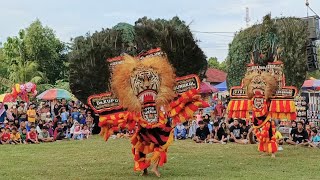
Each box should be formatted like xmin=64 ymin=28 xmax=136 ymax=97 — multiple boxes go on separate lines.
xmin=205 ymin=68 xmax=227 ymax=85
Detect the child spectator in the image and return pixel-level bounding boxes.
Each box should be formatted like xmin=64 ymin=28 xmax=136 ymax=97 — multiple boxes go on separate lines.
xmin=60 ymin=108 xmax=69 ymax=123
xmin=309 ymin=129 xmax=320 ymax=148
xmin=275 ymin=128 xmax=284 ymax=151
xmin=38 ymin=126 xmax=54 ymax=142
xmin=20 ymin=128 xmax=27 ymax=144
xmin=174 ymin=123 xmax=187 ymax=140
xmin=73 ymin=121 xmax=82 ymax=140
xmin=13 ymin=119 xmax=20 ymax=129
xmin=1 ymin=128 xmax=11 ymax=144
xmin=54 ymin=122 xmax=65 ymax=141
xmin=71 ymin=107 xmax=80 ymax=122
xmin=10 ymin=127 xmax=21 ymax=144
xmin=27 ymin=105 xmax=36 ymax=123
xmin=26 ymin=126 xmax=39 ymax=144
xmin=79 ymin=109 xmax=86 ymax=125
xmin=195 ymin=109 xmax=203 ymax=125
xmin=188 ymin=120 xmax=198 ymax=138
xmin=82 ymin=124 xmax=90 ymax=139
xmin=86 ymin=111 xmax=94 ymax=133
xmin=193 ymin=121 xmax=210 ymax=143
xmin=36 ymin=120 xmax=44 ymax=134
xmin=45 ymin=112 xmax=52 ymax=123
xmin=47 ymin=121 xmax=54 ymax=137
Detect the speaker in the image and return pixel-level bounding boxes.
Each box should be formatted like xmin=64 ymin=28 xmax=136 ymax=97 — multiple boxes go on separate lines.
xmin=306 ymin=40 xmax=319 ymax=71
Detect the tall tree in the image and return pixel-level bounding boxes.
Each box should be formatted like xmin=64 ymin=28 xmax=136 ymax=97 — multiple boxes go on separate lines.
xmin=227 ymin=15 xmax=308 ymax=89
xmin=207 ymin=57 xmax=227 ymax=72
xmin=3 ymin=19 xmax=67 ymax=85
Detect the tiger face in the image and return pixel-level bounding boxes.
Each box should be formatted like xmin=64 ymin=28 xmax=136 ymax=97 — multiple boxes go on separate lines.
xmin=130 ymin=67 xmax=160 ymax=123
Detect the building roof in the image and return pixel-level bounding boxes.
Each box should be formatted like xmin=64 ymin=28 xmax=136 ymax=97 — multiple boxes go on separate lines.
xmin=205 ymin=68 xmax=227 ymax=83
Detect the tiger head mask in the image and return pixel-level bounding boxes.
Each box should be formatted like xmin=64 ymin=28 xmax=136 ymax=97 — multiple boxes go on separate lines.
xmin=111 ymin=55 xmax=176 ymax=123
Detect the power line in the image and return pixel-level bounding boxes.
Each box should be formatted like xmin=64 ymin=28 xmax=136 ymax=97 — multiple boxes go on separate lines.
xmin=192 ymin=31 xmax=235 ymax=34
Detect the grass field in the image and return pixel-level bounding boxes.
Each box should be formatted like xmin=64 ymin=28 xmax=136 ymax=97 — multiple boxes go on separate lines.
xmin=0 ymin=136 xmax=319 ymax=180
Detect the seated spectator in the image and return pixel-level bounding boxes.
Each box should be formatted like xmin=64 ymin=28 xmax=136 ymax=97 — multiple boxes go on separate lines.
xmin=286 ymin=121 xmax=309 ymax=146
xmin=26 ymin=126 xmax=39 ymax=144
xmin=309 ymin=129 xmax=320 ymax=148
xmin=45 ymin=112 xmax=52 ymax=123
xmin=20 ymin=128 xmax=27 ymax=144
xmin=229 ymin=119 xmax=247 ymax=144
xmin=188 ymin=120 xmax=198 ymax=138
xmin=82 ymin=124 xmax=90 ymax=139
xmin=275 ymin=128 xmax=284 ymax=151
xmin=38 ymin=126 xmax=53 ymax=142
xmin=73 ymin=121 xmax=82 ymax=140
xmin=289 ymin=121 xmax=297 ymax=134
xmin=10 ymin=127 xmax=21 ymax=144
xmin=54 ymin=122 xmax=65 ymax=141
xmin=1 ymin=128 xmax=11 ymax=144
xmin=71 ymin=107 xmax=80 ymax=122
xmin=36 ymin=120 xmax=44 ymax=134
xmin=13 ymin=119 xmax=20 ymax=129
xmin=240 ymin=120 xmax=250 ymax=140
xmin=210 ymin=122 xmax=226 ymax=144
xmin=305 ymin=124 xmax=312 ymax=141
xmin=19 ymin=121 xmax=26 ymax=133
xmin=193 ymin=121 xmax=210 ymax=143
xmin=174 ymin=123 xmax=187 ymax=140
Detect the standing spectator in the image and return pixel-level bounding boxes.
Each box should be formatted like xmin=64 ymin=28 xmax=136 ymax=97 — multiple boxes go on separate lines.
xmin=203 ymin=114 xmax=211 ymax=124
xmin=18 ymin=101 xmax=27 ymax=122
xmin=229 ymin=119 xmax=247 ymax=144
xmin=27 ymin=105 xmax=36 ymax=124
xmin=195 ymin=109 xmax=203 ymax=125
xmin=193 ymin=121 xmax=210 ymax=143
xmin=0 ymin=103 xmax=6 ymax=124
xmin=38 ymin=126 xmax=54 ymax=142
xmin=60 ymin=107 xmax=69 ymax=123
xmin=10 ymin=127 xmax=21 ymax=144
xmin=86 ymin=111 xmax=94 ymax=133
xmin=309 ymin=129 xmax=320 ymax=148
xmin=286 ymin=121 xmax=309 ymax=146
xmin=58 ymin=98 xmax=69 ymax=112
xmin=11 ymin=105 xmax=18 ymax=119
xmin=213 ymin=100 xmax=225 ymax=123
xmin=71 ymin=107 xmax=80 ymax=122
xmin=26 ymin=126 xmax=39 ymax=144
xmin=1 ymin=128 xmax=11 ymax=144
xmin=79 ymin=108 xmax=86 ymax=125
xmin=53 ymin=104 xmax=60 ymax=117
xmin=5 ymin=104 xmax=14 ymax=121
xmin=174 ymin=123 xmax=187 ymax=140
xmin=45 ymin=112 xmax=52 ymax=123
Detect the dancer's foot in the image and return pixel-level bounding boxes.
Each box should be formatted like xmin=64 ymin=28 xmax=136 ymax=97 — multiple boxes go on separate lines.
xmin=271 ymin=153 xmax=276 ymax=158
xmin=140 ymin=169 xmax=148 ymax=176
xmin=151 ymin=167 xmax=161 ymax=177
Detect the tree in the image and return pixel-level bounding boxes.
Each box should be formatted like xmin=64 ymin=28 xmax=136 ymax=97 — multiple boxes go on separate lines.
xmin=69 ymin=16 xmax=207 ymax=103
xmin=227 ymin=15 xmax=308 ymax=89
xmin=3 ymin=19 xmax=67 ymax=85
xmin=207 ymin=57 xmax=228 ymax=72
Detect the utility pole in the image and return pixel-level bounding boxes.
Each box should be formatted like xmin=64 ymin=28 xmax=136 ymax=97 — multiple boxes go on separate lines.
xmin=245 ymin=7 xmax=250 ymax=28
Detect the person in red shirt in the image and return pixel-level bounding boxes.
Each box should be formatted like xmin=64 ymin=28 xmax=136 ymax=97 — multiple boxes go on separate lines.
xmin=214 ymin=100 xmax=226 ymax=122
xmin=1 ymin=128 xmax=12 ymax=144
xmin=26 ymin=126 xmax=39 ymax=144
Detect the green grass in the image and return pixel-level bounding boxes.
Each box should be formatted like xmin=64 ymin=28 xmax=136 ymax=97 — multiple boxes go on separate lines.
xmin=0 ymin=136 xmax=319 ymax=180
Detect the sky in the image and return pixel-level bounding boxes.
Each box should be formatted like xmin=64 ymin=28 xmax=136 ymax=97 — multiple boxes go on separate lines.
xmin=0 ymin=0 xmax=319 ymax=61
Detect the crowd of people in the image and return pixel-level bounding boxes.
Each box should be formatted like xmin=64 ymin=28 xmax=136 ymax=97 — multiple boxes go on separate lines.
xmin=0 ymin=98 xmax=99 ymax=145
xmin=174 ymin=104 xmax=320 ymax=149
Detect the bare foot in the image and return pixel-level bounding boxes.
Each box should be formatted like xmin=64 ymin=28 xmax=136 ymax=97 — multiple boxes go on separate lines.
xmin=151 ymin=167 xmax=161 ymax=177
xmin=140 ymin=169 xmax=148 ymax=176
xmin=271 ymin=153 xmax=276 ymax=158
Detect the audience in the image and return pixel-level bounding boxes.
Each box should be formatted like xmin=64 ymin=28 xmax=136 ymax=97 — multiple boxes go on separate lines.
xmin=309 ymin=129 xmax=320 ymax=148
xmin=286 ymin=121 xmax=309 ymax=146
xmin=229 ymin=119 xmax=247 ymax=144
xmin=193 ymin=121 xmax=210 ymax=143
xmin=174 ymin=123 xmax=187 ymax=140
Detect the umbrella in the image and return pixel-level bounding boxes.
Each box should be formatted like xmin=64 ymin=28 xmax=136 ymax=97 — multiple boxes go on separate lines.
xmin=200 ymin=82 xmax=218 ymax=93
xmin=214 ymin=80 xmax=227 ymax=91
xmin=36 ymin=88 xmax=73 ymax=100
xmin=0 ymin=93 xmax=14 ymax=103
xmin=302 ymin=79 xmax=320 ymax=90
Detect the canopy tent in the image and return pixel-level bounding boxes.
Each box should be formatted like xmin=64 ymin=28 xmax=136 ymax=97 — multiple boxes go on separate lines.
xmin=214 ymin=80 xmax=227 ymax=91
xmin=302 ymin=79 xmax=320 ymax=90
xmin=200 ymin=82 xmax=218 ymax=94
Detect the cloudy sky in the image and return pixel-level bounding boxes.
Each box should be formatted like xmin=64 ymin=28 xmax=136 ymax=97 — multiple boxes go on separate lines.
xmin=0 ymin=0 xmax=319 ymax=61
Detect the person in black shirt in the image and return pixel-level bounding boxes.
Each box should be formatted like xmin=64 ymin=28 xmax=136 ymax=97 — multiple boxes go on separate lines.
xmin=210 ymin=122 xmax=227 ymax=144
xmin=240 ymin=120 xmax=250 ymax=140
xmin=193 ymin=121 xmax=210 ymax=143
xmin=286 ymin=121 xmax=309 ymax=146
xmin=229 ymin=119 xmax=247 ymax=144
